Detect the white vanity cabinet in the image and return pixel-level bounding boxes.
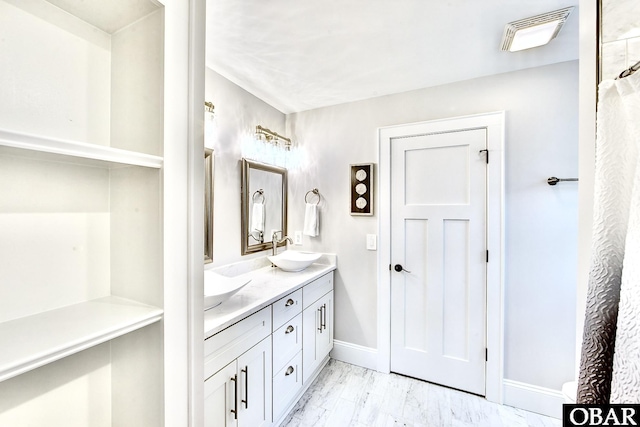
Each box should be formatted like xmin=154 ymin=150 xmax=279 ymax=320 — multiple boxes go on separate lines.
xmin=204 ymin=268 xmax=335 ymax=426
xmin=302 ymin=273 xmax=334 ymax=383
xmin=205 ymin=337 xmax=272 ymax=427
xmin=204 ymin=307 xmax=273 ymax=427
xmin=271 ymin=290 xmax=304 ymax=420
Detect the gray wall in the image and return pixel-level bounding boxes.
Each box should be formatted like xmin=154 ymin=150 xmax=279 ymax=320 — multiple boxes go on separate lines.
xmin=207 ymin=61 xmax=579 ymax=391
xmin=205 ymin=68 xmax=286 ymax=267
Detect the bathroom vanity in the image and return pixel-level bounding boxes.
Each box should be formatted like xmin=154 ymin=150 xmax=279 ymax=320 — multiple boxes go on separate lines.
xmin=203 ymin=255 xmax=336 ymax=426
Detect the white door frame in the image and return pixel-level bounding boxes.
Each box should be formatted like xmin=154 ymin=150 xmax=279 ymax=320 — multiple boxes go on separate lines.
xmin=377 ymin=111 xmax=505 ymax=403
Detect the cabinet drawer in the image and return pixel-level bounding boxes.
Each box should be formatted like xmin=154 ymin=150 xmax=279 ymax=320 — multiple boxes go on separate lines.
xmin=272 ymin=313 xmax=302 ymax=372
xmin=272 ymin=288 xmax=302 ymax=331
xmin=204 ymin=307 xmax=271 ymax=380
xmin=302 ymin=272 xmax=333 ymax=309
xmin=272 ymin=351 xmax=303 ymax=421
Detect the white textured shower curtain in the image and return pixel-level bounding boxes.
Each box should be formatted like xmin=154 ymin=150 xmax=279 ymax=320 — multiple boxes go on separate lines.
xmin=577 ymin=71 xmax=640 ymax=403
xmin=611 ymin=71 xmax=640 ymax=402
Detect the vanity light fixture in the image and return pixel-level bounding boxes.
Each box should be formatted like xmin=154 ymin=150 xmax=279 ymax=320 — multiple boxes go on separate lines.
xmin=500 ymin=7 xmax=574 ymax=52
xmin=255 ymin=125 xmax=292 ymax=150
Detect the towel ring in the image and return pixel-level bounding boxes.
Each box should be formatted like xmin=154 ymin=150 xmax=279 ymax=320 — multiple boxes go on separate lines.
xmin=305 ymin=188 xmax=320 ymax=205
xmin=252 ymin=189 xmax=265 ymax=203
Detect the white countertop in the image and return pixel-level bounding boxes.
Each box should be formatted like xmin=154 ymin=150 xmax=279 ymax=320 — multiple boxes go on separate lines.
xmin=204 ymin=255 xmax=336 ymax=339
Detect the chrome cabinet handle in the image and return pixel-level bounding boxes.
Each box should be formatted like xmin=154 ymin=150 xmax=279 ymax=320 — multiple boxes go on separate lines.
xmin=285 ymin=325 xmax=294 ymax=334
xmin=241 ymin=366 xmax=249 ymax=409
xmin=230 ymin=374 xmax=238 ymax=419
xmin=321 ymin=303 xmax=327 ymax=331
xmin=285 ymin=366 xmax=294 ymax=376
xmin=317 ymin=306 xmax=323 ymax=333
xmin=285 ymin=298 xmax=294 ymax=307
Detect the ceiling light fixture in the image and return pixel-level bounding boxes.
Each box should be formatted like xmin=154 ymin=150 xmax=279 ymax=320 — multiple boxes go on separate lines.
xmin=500 ymin=7 xmax=574 ymax=52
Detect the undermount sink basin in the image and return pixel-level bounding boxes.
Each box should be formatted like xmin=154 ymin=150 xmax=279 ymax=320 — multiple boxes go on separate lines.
xmin=268 ymin=251 xmax=322 ymax=272
xmin=204 ymin=271 xmax=252 ymax=309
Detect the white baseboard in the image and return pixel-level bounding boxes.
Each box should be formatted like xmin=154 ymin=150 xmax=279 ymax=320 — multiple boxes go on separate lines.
xmin=330 ymin=340 xmax=378 ymax=370
xmin=503 ymin=379 xmax=564 ymax=419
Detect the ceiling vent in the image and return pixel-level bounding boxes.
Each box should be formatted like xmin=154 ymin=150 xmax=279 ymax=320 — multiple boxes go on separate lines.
xmin=500 ymin=7 xmax=574 ymax=52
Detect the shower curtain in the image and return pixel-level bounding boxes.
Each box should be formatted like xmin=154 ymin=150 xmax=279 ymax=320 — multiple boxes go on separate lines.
xmin=577 ymin=71 xmax=640 ymax=404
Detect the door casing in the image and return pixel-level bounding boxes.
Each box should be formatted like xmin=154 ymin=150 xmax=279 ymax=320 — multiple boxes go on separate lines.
xmin=377 ymin=111 xmax=505 ymax=403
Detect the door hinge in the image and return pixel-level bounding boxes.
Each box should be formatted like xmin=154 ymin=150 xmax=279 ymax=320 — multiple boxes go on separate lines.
xmin=486 ymin=250 xmax=489 ymax=263
xmin=479 ymin=149 xmax=489 ymax=164
xmin=485 ymin=348 xmax=488 ymax=361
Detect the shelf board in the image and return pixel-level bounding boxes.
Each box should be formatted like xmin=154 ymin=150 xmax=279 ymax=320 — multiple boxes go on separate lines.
xmin=0 ymin=128 xmax=163 ymax=169
xmin=0 ymin=296 xmax=163 ymax=383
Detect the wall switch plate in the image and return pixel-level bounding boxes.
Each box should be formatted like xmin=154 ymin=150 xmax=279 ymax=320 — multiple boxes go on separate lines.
xmin=366 ymin=234 xmax=377 ymax=251
xmin=294 ymin=230 xmax=303 ymax=245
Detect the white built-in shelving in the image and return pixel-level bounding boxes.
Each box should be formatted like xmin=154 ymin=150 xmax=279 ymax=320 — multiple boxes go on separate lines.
xmin=0 ymin=0 xmax=170 ymax=424
xmin=0 ymin=128 xmax=163 ymax=169
xmin=0 ymin=296 xmax=163 ymax=383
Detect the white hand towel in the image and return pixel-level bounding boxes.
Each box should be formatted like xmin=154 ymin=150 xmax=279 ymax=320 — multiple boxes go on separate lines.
xmin=303 ymin=203 xmax=319 ymax=237
xmin=251 ymin=202 xmax=264 ymax=232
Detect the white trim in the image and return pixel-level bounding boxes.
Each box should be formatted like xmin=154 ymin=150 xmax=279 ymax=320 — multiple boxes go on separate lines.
xmin=377 ymin=111 xmax=505 ymax=403
xmin=330 ymin=340 xmax=378 ymax=370
xmin=503 ymin=379 xmax=564 ymax=419
xmin=187 ymin=0 xmax=206 ymax=425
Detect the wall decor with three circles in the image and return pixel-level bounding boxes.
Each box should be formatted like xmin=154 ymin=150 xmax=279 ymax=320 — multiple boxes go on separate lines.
xmin=350 ymin=163 xmax=374 ymax=216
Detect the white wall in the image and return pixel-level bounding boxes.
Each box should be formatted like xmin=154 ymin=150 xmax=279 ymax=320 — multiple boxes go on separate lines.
xmin=207 ymin=61 xmax=579 ymax=393
xmin=205 ymin=68 xmax=287 ymax=267
xmin=286 ymin=61 xmax=579 ymax=391
xmin=0 ymin=0 xmax=111 ymax=145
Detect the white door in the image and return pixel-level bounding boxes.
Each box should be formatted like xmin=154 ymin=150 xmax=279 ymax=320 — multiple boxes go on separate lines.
xmin=390 ymin=126 xmax=487 ymax=395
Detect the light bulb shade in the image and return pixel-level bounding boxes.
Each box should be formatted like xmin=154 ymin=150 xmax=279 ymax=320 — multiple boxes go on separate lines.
xmin=500 ymin=7 xmax=573 ymax=52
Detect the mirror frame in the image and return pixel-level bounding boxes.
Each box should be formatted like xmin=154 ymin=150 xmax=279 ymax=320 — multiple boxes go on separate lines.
xmin=241 ymin=158 xmax=288 ymax=255
xmin=205 ymin=148 xmax=214 ymax=263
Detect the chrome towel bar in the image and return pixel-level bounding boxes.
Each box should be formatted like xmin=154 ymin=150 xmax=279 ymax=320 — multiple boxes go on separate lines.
xmin=548 ymin=177 xmax=578 ymax=186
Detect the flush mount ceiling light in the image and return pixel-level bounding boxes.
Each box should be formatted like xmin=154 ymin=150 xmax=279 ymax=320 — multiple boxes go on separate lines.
xmin=500 ymin=7 xmax=574 ymax=52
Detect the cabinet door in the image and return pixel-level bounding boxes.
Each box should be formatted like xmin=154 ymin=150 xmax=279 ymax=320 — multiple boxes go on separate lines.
xmin=302 ymin=291 xmax=334 ymax=384
xmin=237 ymin=337 xmax=272 ymax=427
xmin=204 ymin=361 xmax=239 ymax=427
xmin=317 ymin=290 xmax=334 ymax=361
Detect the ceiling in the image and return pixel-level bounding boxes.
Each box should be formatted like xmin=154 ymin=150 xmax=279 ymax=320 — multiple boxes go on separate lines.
xmin=45 ymin=0 xmax=160 ymax=33
xmin=205 ymin=1 xmax=579 ymax=114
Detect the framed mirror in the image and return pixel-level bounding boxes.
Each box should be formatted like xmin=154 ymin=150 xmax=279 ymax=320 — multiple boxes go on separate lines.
xmin=205 ymin=148 xmax=214 ymax=263
xmin=241 ymin=158 xmax=287 ymax=255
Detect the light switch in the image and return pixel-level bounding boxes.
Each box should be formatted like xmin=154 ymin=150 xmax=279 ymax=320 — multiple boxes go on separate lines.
xmin=366 ymin=234 xmax=377 ymax=251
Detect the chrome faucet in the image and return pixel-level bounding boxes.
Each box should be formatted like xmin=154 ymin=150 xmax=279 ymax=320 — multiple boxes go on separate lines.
xmin=272 ymin=231 xmax=293 ymax=256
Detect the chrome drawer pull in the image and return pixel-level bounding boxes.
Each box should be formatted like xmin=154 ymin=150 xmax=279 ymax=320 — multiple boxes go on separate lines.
xmin=285 ymin=298 xmax=295 ymax=307
xmin=285 ymin=366 xmax=294 ymax=376
xmin=285 ymin=325 xmax=294 ymax=334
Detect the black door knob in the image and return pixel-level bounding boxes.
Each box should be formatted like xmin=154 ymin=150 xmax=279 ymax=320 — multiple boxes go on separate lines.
xmin=394 ymin=264 xmax=411 ymax=273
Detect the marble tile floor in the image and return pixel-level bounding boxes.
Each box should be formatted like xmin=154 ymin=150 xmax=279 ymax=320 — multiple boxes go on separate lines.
xmin=280 ymin=359 xmax=562 ymax=427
